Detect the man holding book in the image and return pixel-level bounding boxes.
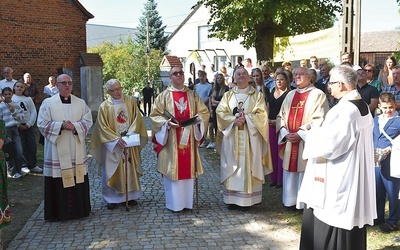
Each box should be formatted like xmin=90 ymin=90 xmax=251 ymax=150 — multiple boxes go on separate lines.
xmin=90 ymin=79 xmax=148 ymax=210
xmin=150 ymin=66 xmax=209 ymax=212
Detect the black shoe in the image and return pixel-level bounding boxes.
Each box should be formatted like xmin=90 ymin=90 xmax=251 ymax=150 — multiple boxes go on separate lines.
xmin=107 ymin=203 xmax=118 ymax=210
xmin=286 ymin=205 xmax=297 ymax=211
xmin=128 ymin=200 xmax=138 ymax=206
xmin=119 ymin=200 xmax=138 ymax=206
xmin=228 ymin=204 xmax=249 ymax=211
xmin=228 ymin=204 xmax=237 ymax=210
xmin=379 ymin=222 xmax=399 ymax=234
xmin=374 ymin=218 xmax=385 ymax=226
xmin=269 ymin=183 xmax=277 ymax=187
xmin=239 ymin=206 xmax=250 ymax=212
xmin=275 ymin=184 xmax=283 ymax=189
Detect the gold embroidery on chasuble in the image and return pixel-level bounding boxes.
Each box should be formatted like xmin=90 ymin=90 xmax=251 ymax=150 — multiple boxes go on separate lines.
xmin=287 ymin=91 xmax=311 ymax=172
xmin=172 ymin=92 xmax=193 ymax=180
xmin=114 ymin=103 xmax=129 ymax=134
xmin=108 ymin=102 xmax=130 ymax=192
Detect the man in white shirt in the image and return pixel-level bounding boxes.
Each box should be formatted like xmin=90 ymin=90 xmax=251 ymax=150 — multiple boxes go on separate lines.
xmin=0 ymin=67 xmax=17 ymax=100
xmin=309 ymin=56 xmax=321 ymax=80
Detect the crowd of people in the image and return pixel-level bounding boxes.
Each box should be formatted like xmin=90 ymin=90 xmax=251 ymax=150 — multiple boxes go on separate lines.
xmin=0 ymin=67 xmax=55 ymax=228
xmin=173 ymin=54 xmax=400 ymax=249
xmin=0 ymin=53 xmax=399 ymax=249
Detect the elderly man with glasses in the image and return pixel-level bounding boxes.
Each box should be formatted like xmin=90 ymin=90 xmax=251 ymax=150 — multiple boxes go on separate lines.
xmin=277 ymin=67 xmax=328 ymax=210
xmin=298 ymin=65 xmax=376 ymax=250
xmin=37 ymin=74 xmax=93 ymax=221
xmin=0 ymin=67 xmax=17 ymax=89
xmin=150 ymin=66 xmax=209 ymax=212
xmin=90 ymin=79 xmax=148 ymax=210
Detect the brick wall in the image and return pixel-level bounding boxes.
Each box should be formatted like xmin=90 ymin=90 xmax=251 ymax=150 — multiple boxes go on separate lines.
xmin=0 ymin=0 xmax=92 ymax=103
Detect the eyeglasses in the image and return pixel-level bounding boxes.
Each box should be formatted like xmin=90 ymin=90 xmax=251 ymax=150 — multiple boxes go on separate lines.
xmin=108 ymin=87 xmax=123 ymax=92
xmin=171 ymin=71 xmax=184 ymax=76
xmin=57 ymin=81 xmax=73 ymax=86
xmin=365 ymin=69 xmax=373 ymax=72
xmin=327 ymin=81 xmax=340 ymax=86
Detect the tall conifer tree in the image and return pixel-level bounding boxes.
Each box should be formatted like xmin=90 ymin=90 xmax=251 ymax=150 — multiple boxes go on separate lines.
xmin=135 ymin=0 xmax=168 ymax=51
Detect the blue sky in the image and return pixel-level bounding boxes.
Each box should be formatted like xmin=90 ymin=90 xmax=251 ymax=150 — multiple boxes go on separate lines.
xmin=79 ymin=0 xmax=198 ymax=32
xmin=79 ymin=0 xmax=400 ymax=32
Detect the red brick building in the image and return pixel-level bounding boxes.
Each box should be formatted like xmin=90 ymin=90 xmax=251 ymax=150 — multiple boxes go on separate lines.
xmin=0 ymin=0 xmax=93 ymax=101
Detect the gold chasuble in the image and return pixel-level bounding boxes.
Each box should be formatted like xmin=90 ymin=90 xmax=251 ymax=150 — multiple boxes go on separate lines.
xmin=90 ymin=95 xmax=148 ymax=194
xmin=217 ymin=86 xmax=272 ymax=194
xmin=277 ymin=86 xmax=328 ymax=172
xmin=150 ymin=86 xmax=209 ymax=181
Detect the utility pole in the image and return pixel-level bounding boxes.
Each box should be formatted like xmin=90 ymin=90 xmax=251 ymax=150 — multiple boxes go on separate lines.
xmin=353 ymin=0 xmax=361 ymax=65
xmin=341 ymin=0 xmax=354 ymax=58
xmin=146 ymin=17 xmax=150 ymax=85
xmin=341 ymin=0 xmax=361 ymax=65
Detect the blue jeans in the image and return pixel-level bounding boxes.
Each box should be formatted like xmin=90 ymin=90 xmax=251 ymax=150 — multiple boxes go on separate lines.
xmin=19 ymin=125 xmax=37 ymax=168
xmin=375 ymin=166 xmax=400 ymax=225
xmin=6 ymin=126 xmax=24 ymax=175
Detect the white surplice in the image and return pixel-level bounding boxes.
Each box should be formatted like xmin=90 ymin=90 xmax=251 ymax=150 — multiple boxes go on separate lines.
xmin=38 ymin=94 xmax=92 ymax=178
xmin=297 ymin=90 xmax=376 ymax=230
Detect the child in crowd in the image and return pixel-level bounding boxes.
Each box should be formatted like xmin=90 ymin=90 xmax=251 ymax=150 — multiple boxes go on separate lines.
xmin=0 ymin=87 xmax=24 ymax=179
xmin=373 ymin=92 xmax=400 ymax=233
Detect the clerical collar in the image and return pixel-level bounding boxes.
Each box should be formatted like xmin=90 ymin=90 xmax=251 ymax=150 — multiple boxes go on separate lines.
xmin=296 ymin=84 xmax=312 ymax=93
xmin=236 ymin=86 xmax=249 ymax=93
xmin=111 ymin=97 xmax=124 ymax=104
xmin=60 ymin=95 xmax=71 ymax=103
xmin=171 ymin=85 xmax=185 ymax=91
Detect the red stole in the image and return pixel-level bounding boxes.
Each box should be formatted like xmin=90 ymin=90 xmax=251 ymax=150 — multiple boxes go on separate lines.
xmin=287 ymin=90 xmax=311 ymax=172
xmin=172 ymin=91 xmax=192 ymax=180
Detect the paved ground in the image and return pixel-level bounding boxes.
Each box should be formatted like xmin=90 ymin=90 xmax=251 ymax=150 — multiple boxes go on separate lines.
xmin=7 ymin=117 xmax=300 ymax=249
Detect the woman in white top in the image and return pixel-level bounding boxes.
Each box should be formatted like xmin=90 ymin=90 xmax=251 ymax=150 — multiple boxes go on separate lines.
xmin=13 ymin=81 xmax=42 ymax=173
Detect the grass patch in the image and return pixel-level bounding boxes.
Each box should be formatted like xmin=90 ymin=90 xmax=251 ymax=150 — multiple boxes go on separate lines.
xmin=201 ymin=144 xmax=400 ymax=249
xmin=1 ymin=136 xmax=44 ymax=249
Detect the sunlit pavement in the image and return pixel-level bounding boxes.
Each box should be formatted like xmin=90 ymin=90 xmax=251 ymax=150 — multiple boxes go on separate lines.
xmin=7 ymin=117 xmax=299 ymax=250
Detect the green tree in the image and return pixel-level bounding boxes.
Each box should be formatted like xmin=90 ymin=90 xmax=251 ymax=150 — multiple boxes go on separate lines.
xmin=135 ymin=0 xmax=168 ymax=51
xmin=196 ymin=0 xmax=342 ymax=63
xmin=89 ymin=37 xmax=163 ymax=96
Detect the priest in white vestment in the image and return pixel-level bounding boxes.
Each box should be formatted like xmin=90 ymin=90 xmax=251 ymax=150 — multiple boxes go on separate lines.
xmin=276 ymin=67 xmax=328 ymax=209
xmin=298 ymin=65 xmax=376 ymax=250
xmin=90 ymin=79 xmax=148 ymax=210
xmin=216 ymin=67 xmax=272 ymax=211
xmin=150 ymin=66 xmax=209 ymax=212
xmin=38 ymin=74 xmax=93 ymax=221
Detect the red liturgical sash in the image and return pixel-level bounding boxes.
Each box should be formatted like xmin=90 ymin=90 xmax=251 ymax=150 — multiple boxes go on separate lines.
xmin=172 ymin=91 xmax=192 ymax=180
xmin=287 ymin=91 xmax=311 ymax=172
